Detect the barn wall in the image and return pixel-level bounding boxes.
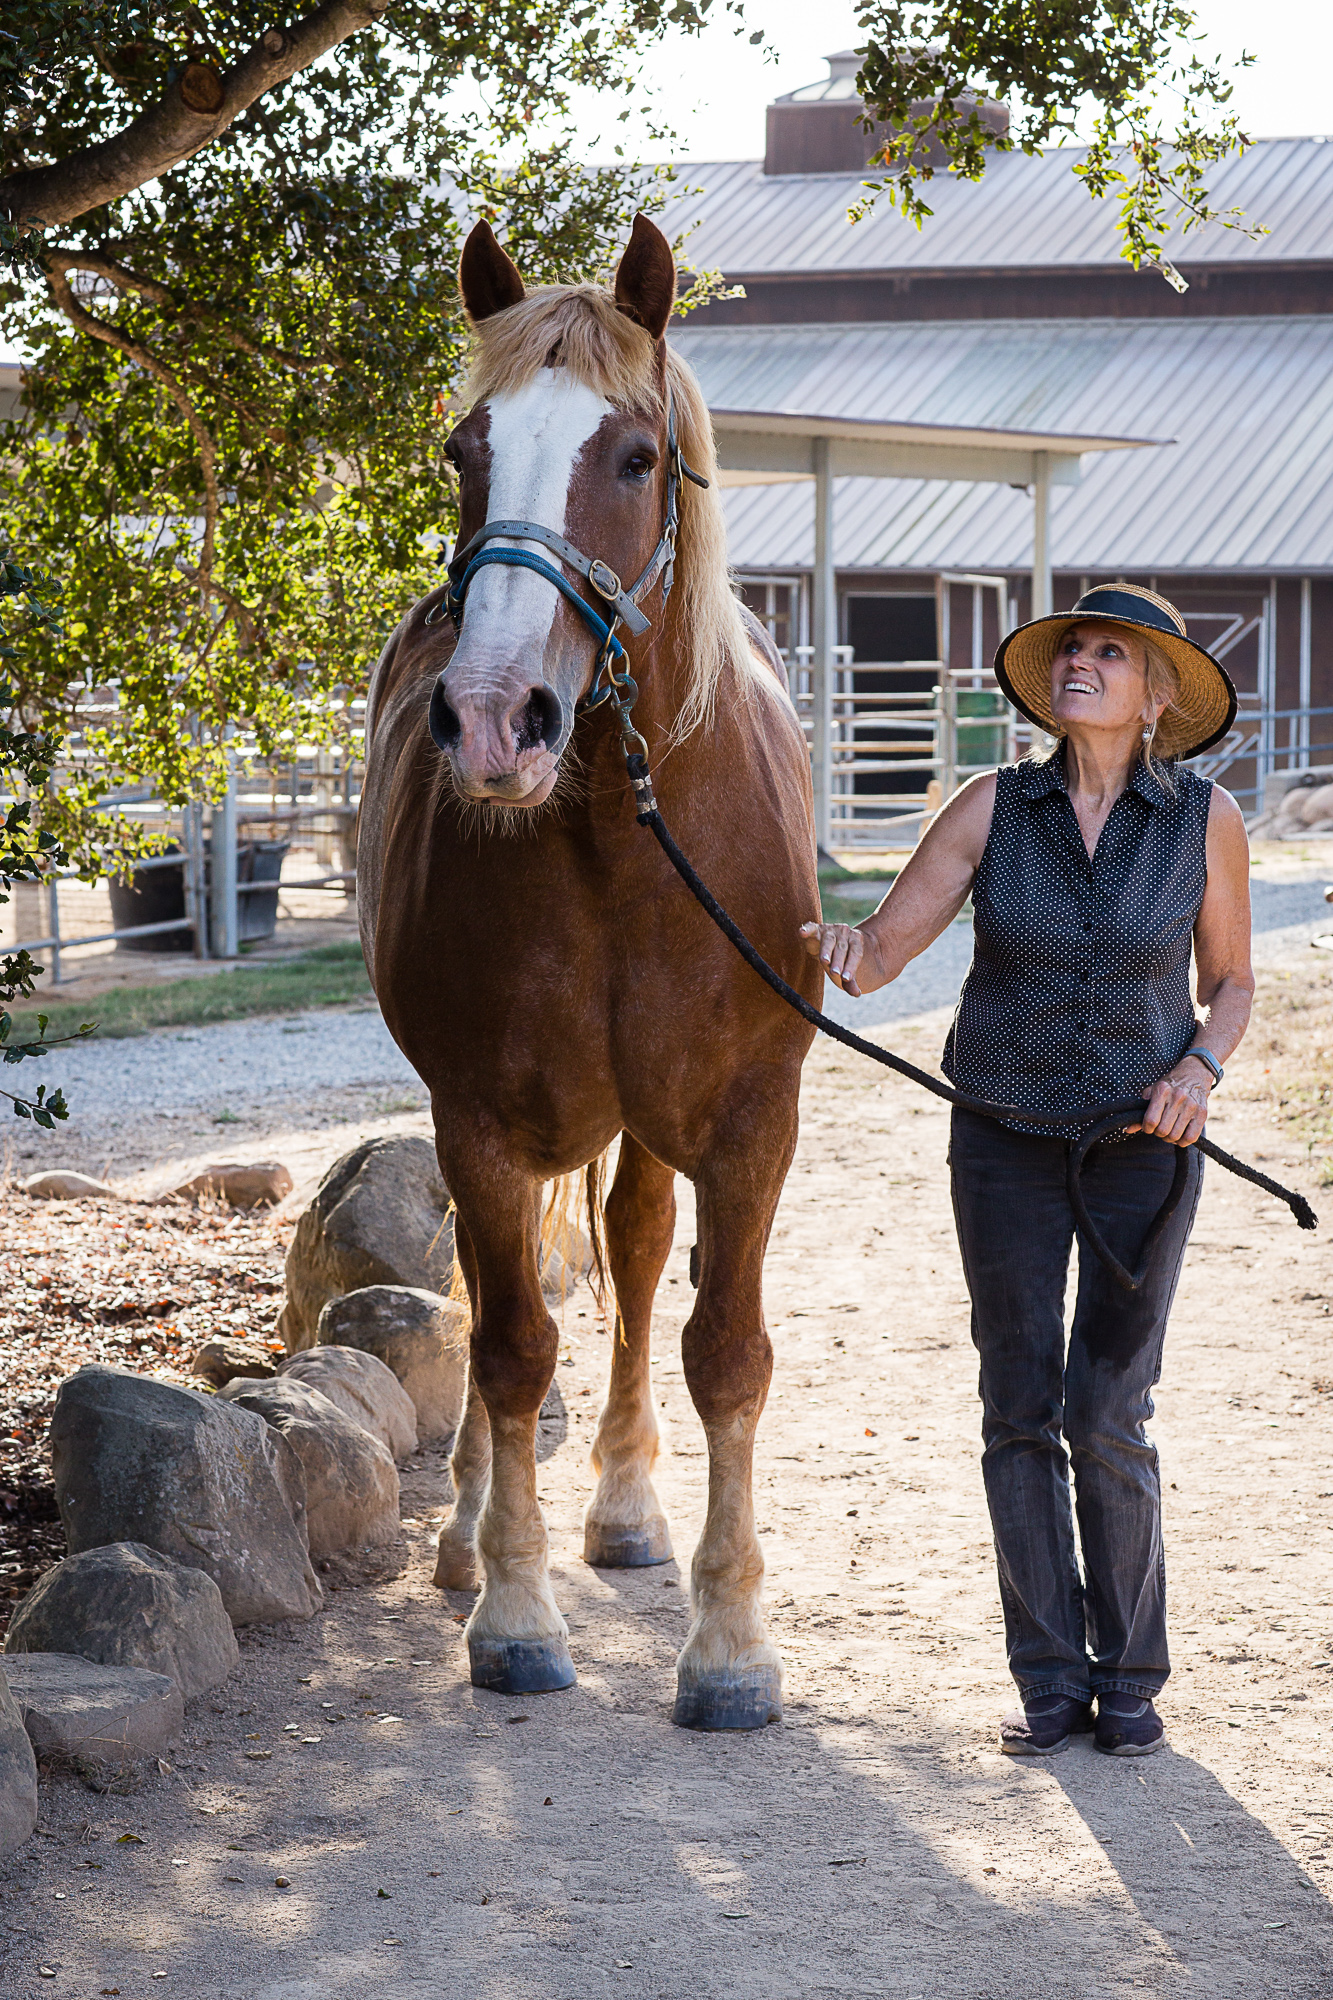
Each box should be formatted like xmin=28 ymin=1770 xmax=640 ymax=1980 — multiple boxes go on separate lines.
xmin=687 ymin=266 xmax=1333 ymax=328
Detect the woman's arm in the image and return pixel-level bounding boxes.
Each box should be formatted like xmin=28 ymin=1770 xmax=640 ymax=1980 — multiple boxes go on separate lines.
xmin=1137 ymin=785 xmax=1255 ymax=1145
xmin=799 ymin=773 xmax=996 ymax=996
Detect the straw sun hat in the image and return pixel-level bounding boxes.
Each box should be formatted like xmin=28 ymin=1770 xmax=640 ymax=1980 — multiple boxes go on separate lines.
xmin=994 ymin=583 xmax=1237 ymax=761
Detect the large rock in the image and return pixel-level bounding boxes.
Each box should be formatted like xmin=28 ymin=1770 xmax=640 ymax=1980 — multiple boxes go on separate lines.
xmin=192 ymin=1334 xmax=278 ymax=1388
xmin=24 ymin=1171 xmax=118 ymax=1201
xmin=3 ymin=1654 xmax=181 ymax=1784
xmin=50 ymin=1366 xmax=322 ymax=1626
xmin=0 ymin=1671 xmax=36 ymax=1855
xmin=168 ymin=1160 xmax=293 ymax=1209
xmin=277 ymin=1346 xmax=417 ymax=1461
xmin=541 ymin=1225 xmax=594 ymax=1301
xmin=1296 ymin=782 xmax=1333 ymax=826
xmin=4 ymin=1544 xmax=239 ymax=1698
xmin=316 ymin=1287 xmax=467 ymax=1443
xmin=277 ymin=1136 xmax=453 ymax=1351
xmin=218 ymin=1378 xmax=401 ymax=1557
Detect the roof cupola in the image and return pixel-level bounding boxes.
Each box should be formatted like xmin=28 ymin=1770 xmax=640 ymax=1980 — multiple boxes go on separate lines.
xmin=763 ymin=49 xmax=1008 ymax=177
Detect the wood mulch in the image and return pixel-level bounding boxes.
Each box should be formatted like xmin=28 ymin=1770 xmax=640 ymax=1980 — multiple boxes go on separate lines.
xmin=0 ymin=1195 xmax=290 ymax=1633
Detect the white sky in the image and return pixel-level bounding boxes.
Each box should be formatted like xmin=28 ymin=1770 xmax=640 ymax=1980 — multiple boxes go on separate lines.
xmin=582 ymin=0 xmax=1331 ymax=162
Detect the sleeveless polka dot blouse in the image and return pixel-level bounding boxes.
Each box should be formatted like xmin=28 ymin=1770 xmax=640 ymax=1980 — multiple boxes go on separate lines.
xmin=942 ymin=750 xmax=1212 ymax=1133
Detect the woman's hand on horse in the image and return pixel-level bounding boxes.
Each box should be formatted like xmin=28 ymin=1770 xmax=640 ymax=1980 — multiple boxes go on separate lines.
xmin=799 ymin=921 xmax=886 ymax=997
xmin=1129 ymin=1066 xmax=1212 ymax=1146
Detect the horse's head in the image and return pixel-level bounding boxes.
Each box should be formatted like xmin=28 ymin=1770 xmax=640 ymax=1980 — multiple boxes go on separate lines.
xmin=430 ymin=215 xmax=680 ymax=808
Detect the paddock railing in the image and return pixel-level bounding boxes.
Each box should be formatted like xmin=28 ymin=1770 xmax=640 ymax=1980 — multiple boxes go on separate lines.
xmin=10 ymin=677 xmax=1327 ymax=972
xmin=788 ymin=652 xmax=1036 ymax=848
xmin=4 ymin=698 xmax=366 ymax=980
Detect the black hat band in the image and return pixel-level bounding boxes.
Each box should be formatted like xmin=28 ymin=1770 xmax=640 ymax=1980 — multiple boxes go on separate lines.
xmin=1068 ymin=588 xmax=1185 ymax=640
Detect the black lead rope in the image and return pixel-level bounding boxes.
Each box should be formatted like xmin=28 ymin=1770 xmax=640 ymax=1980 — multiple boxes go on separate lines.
xmin=622 ymin=753 xmax=1317 ymax=1295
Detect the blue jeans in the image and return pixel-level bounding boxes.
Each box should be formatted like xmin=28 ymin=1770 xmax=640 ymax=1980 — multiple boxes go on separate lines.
xmin=948 ymin=1107 xmax=1204 ymax=1703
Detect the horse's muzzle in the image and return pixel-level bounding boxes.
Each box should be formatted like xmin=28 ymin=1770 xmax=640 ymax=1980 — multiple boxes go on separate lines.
xmin=429 ymin=671 xmax=566 ymax=803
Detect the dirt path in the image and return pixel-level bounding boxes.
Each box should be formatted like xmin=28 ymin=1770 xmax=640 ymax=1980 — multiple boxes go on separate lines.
xmin=2 ymin=1001 xmax=1332 ymax=1999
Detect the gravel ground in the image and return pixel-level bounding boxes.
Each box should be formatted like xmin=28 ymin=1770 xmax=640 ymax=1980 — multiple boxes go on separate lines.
xmin=29 ymin=1007 xmax=415 ymax=1119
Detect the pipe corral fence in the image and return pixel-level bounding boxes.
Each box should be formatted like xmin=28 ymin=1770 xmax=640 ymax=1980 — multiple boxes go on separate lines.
xmin=5 ymin=696 xmax=365 ymax=981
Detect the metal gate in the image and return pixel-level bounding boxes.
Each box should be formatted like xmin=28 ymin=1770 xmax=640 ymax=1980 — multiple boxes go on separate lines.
xmin=787 ymin=653 xmax=1035 ymax=849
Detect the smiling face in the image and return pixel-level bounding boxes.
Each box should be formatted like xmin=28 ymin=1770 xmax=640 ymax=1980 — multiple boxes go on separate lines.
xmin=431 ymin=372 xmax=668 ymax=807
xmin=1049 ymin=622 xmax=1165 ymax=742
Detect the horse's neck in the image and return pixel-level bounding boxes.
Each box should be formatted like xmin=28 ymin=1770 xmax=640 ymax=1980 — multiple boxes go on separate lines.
xmin=631 ymin=618 xmax=693 ymax=735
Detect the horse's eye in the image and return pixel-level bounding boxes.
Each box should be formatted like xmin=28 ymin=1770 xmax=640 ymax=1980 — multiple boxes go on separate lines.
xmin=623 ymin=453 xmax=654 ymax=480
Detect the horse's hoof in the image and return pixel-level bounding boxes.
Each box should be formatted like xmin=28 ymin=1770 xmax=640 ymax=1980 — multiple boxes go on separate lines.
xmin=468 ymin=1636 xmax=577 ymax=1696
xmin=433 ymin=1532 xmax=479 ymax=1592
xmin=583 ymin=1518 xmax=673 ymax=1568
xmin=672 ymin=1665 xmax=782 ymax=1732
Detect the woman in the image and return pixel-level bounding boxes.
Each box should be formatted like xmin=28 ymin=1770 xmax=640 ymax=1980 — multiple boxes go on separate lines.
xmin=801 ymin=584 xmax=1253 ymax=1758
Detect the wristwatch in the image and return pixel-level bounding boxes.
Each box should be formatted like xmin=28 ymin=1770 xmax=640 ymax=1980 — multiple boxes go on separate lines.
xmin=1183 ymin=1046 xmax=1224 ymax=1087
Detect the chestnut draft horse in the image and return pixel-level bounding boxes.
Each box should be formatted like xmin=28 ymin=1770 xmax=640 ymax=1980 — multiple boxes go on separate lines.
xmin=358 ymin=214 xmax=820 ymax=1730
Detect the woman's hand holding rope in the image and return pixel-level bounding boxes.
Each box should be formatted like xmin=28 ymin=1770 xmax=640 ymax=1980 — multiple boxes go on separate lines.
xmin=1127 ymin=1062 xmax=1213 ymax=1147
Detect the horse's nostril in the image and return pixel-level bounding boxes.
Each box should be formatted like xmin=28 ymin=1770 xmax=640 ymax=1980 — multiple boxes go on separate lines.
xmin=428 ymin=675 xmax=462 ymax=753
xmin=513 ymin=683 xmax=564 ymax=755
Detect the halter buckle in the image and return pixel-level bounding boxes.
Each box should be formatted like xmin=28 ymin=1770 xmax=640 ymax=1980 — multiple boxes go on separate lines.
xmin=588 ymin=559 xmax=622 ymax=602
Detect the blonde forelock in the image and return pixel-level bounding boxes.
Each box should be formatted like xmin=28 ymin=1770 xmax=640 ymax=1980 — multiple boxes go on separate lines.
xmin=466 ymin=285 xmax=753 ymax=748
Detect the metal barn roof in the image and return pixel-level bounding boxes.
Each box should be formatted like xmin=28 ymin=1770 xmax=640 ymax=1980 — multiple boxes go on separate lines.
xmin=668 ymin=314 xmax=1333 ymax=573
xmin=663 ymin=138 xmax=1333 ymax=275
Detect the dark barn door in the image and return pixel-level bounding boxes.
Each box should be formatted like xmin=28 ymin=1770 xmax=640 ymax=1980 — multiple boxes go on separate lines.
xmin=841 ymin=594 xmax=939 ymax=816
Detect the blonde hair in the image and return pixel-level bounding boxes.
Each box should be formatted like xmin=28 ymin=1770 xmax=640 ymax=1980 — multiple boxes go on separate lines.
xmin=1142 ymin=640 xmax=1180 ymax=756
xmin=466 ymin=285 xmax=752 ymax=746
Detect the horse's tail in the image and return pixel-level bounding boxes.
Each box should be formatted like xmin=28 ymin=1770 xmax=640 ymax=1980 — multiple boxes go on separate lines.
xmin=446 ymin=1204 xmax=469 ymax=1310
xmin=537 ymin=1148 xmax=614 ymax=1326
xmin=583 ymin=1148 xmax=611 ymax=1322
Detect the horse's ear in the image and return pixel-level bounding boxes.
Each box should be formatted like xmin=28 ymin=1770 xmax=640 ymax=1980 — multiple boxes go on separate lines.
xmin=459 ymin=220 xmax=525 ymax=323
xmin=613 ymin=214 xmax=676 ymax=341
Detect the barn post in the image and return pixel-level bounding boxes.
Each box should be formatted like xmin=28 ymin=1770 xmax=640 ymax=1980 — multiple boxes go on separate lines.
xmin=1032 ymin=450 xmax=1052 ymax=619
xmin=183 ymin=797 xmax=208 ymax=959
xmin=1299 ymin=577 xmax=1312 ymax=768
xmin=812 ymin=433 xmax=835 ymax=855
xmin=211 ymin=738 xmax=240 ymax=958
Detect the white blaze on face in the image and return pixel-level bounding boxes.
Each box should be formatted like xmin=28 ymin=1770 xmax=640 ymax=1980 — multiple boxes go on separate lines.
xmin=459 ymin=369 xmax=614 ymax=686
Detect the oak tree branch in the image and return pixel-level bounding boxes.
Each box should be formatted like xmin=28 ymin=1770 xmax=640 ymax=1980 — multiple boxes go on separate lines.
xmin=1 ymin=0 xmax=393 ymax=230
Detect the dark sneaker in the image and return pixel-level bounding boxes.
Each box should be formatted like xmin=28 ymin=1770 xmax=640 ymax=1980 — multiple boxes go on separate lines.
xmin=1000 ymin=1693 xmax=1094 ymax=1756
xmin=1095 ymin=1693 xmax=1165 ymax=1757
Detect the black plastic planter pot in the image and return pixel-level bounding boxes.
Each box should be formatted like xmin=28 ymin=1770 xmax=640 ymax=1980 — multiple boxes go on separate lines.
xmin=107 ymin=838 xmax=291 ymax=953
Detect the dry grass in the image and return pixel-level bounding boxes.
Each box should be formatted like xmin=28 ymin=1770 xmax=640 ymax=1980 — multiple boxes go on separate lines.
xmin=1228 ymin=962 xmax=1333 ymax=1174
xmin=7 ymin=940 xmax=371 ymax=1042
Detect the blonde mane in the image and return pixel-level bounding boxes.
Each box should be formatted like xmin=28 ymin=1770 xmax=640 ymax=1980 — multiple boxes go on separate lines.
xmin=467 ymin=285 xmax=753 ymax=745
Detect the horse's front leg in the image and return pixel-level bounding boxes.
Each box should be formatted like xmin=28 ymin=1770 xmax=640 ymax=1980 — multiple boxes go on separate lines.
xmin=450 ymin=1158 xmax=575 ymax=1696
xmin=434 ymin=1216 xmax=491 ymax=1591
xmin=584 ymin=1133 xmax=676 ymax=1568
xmin=673 ymin=1088 xmax=796 ymax=1731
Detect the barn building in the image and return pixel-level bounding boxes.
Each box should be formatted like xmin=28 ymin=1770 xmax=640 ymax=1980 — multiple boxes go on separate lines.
xmin=661 ymin=53 xmax=1333 ymax=842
